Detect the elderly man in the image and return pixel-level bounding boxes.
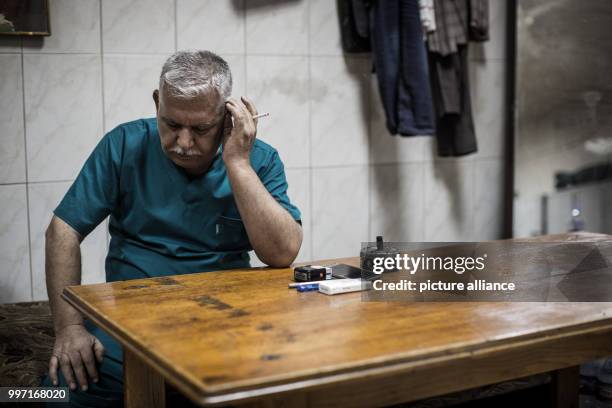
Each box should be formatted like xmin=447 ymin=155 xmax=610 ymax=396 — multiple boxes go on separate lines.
xmin=42 ymin=50 xmax=302 ymax=406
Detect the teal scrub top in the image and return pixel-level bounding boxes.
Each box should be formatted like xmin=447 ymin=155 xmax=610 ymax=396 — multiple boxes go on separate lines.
xmin=54 ymin=118 xmax=301 ymax=283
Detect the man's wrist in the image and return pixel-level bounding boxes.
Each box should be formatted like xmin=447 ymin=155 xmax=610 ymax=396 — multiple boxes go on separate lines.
xmin=54 ymin=320 xmax=84 ymax=334
xmin=224 ymin=157 xmax=252 ymax=174
xmin=53 ymin=308 xmax=85 ymax=333
xmin=55 ymin=322 xmax=85 ymax=333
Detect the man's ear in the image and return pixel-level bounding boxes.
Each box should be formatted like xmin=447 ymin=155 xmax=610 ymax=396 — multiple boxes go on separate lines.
xmin=153 ymin=90 xmax=159 ymax=112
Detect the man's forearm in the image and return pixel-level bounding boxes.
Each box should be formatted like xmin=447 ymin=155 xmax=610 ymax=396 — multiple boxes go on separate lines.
xmin=45 ymin=217 xmax=84 ymax=332
xmin=226 ymin=162 xmax=302 ymax=267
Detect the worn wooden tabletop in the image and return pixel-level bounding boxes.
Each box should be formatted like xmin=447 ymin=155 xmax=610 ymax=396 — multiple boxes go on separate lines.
xmin=63 ymin=232 xmax=612 ymax=407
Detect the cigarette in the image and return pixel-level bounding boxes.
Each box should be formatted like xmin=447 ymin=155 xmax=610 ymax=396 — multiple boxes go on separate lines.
xmin=252 ymin=112 xmax=270 ymax=119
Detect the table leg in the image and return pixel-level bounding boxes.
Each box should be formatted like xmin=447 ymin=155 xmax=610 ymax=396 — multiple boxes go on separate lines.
xmin=550 ymin=365 xmax=579 ymax=408
xmin=124 ymin=348 xmax=166 ymax=408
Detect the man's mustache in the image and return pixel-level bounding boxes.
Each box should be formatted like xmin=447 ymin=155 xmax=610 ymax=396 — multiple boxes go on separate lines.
xmin=168 ymin=146 xmax=202 ymax=156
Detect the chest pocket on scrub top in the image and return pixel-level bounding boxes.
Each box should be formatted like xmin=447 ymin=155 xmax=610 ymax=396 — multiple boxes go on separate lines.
xmin=214 ymin=215 xmax=249 ymax=250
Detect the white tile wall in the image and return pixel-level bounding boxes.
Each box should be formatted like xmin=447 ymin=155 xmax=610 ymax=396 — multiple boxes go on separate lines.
xmin=423 ymin=159 xmax=475 ymax=241
xmin=0 ymin=185 xmax=31 ymax=303
xmin=28 ymin=182 xmax=107 ymax=301
xmin=102 ymin=0 xmax=175 ymax=54
xmin=24 ymin=54 xmax=103 ymax=182
xmin=310 ymin=56 xmax=370 ymax=166
xmin=224 ymin=55 xmax=246 ymax=99
xmin=470 ymin=60 xmax=506 ymax=159
xmin=370 ymin=163 xmax=425 ymax=241
xmin=309 ymin=0 xmax=342 ymax=56
xmin=245 ymin=0 xmax=308 ymax=55
xmin=0 ymin=55 xmax=26 ymax=184
xmin=0 ymin=37 xmax=21 ymax=53
xmin=247 ymin=55 xmax=310 ymax=168
xmin=22 ymin=0 xmax=100 ymax=54
xmin=474 ymin=159 xmax=505 ymax=240
xmin=0 ymin=0 xmax=508 ymax=303
xmin=103 ymin=54 xmax=168 ymax=131
xmin=312 ymin=166 xmax=369 ymax=259
xmin=177 ymin=0 xmax=245 ymax=54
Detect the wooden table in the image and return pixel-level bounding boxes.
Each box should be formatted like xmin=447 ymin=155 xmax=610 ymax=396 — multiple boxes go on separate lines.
xmin=62 ymin=232 xmax=612 ymax=407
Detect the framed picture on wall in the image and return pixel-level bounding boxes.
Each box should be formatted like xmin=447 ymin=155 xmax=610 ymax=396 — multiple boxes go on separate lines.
xmin=0 ymin=0 xmax=50 ymax=36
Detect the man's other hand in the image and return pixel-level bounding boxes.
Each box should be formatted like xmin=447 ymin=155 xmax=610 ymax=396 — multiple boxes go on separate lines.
xmin=49 ymin=324 xmax=105 ymax=391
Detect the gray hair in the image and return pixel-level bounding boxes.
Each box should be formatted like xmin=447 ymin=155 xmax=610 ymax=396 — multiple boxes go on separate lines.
xmin=159 ymin=50 xmax=232 ymax=101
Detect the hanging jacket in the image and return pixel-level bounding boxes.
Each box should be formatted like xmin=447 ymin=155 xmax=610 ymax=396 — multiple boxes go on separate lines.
xmin=370 ymin=0 xmax=435 ymax=136
xmin=426 ymin=0 xmax=488 ymax=156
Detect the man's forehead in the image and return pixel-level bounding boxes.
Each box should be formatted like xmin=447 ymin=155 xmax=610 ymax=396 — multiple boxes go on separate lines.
xmin=160 ymin=87 xmax=222 ymax=108
xmin=159 ymin=89 xmax=224 ymax=123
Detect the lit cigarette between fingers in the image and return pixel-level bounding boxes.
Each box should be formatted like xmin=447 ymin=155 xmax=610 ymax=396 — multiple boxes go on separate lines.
xmin=252 ymin=112 xmax=270 ymax=120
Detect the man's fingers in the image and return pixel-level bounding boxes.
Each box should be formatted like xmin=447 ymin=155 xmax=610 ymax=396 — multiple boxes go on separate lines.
xmin=223 ymin=97 xmax=258 ymax=150
xmin=59 ymin=353 xmax=77 ymax=391
xmin=225 ymin=100 xmax=240 ymax=119
xmin=93 ymin=337 xmax=105 ymax=364
xmin=227 ymin=98 xmax=250 ymax=119
xmin=68 ymin=351 xmax=89 ymax=391
xmin=48 ymin=355 xmax=59 ymax=386
xmin=241 ymin=96 xmax=259 ymax=126
xmin=230 ymin=97 xmax=256 ymax=134
xmin=80 ymin=348 xmax=99 ymax=384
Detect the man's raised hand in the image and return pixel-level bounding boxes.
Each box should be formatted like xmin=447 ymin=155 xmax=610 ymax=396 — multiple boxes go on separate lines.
xmin=222 ymin=96 xmax=259 ymax=167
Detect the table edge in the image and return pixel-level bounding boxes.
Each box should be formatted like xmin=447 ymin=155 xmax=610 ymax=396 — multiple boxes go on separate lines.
xmin=63 ymin=287 xmax=612 ymax=405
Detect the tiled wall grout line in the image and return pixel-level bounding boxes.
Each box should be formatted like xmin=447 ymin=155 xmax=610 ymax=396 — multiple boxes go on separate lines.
xmin=422 ymin=160 xmax=427 ymax=240
xmin=472 ymin=158 xmax=479 ymax=240
xmin=19 ymin=38 xmax=35 ymax=301
xmin=0 ymin=181 xmax=28 ymax=186
xmin=20 ymin=51 xmax=100 ymax=55
xmin=99 ymin=0 xmax=106 ymax=134
xmin=174 ymin=0 xmax=178 ymax=52
xmin=366 ymin=59 xmax=373 ymax=241
xmin=306 ymin=0 xmax=314 ymax=260
xmin=19 ymin=179 xmax=75 ymax=185
xmin=99 ymin=0 xmax=111 ymax=250
xmin=243 ymin=0 xmax=247 ymax=94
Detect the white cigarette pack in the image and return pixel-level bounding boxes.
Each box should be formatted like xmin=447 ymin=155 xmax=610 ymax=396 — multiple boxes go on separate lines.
xmin=318 ymin=279 xmax=369 ymax=295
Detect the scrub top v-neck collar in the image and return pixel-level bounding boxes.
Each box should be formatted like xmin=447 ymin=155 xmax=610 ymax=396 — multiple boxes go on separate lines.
xmin=154 ymin=133 xmax=224 ymax=204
